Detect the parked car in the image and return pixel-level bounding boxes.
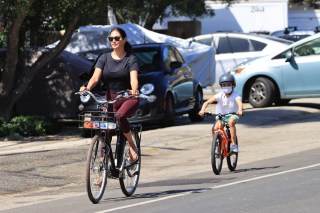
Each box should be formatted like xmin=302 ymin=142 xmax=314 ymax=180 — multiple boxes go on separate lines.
xmin=230 ymin=33 xmax=320 ymax=108
xmin=187 ymin=32 xmax=292 ymax=86
xmin=0 ymin=48 xmax=92 ymax=119
xmin=270 ymin=26 xmax=319 ymax=42
xmin=79 ymin=43 xmax=204 ymax=127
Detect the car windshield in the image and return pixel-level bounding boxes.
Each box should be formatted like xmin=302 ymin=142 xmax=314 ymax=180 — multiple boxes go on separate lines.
xmin=133 ymin=48 xmax=161 ymax=73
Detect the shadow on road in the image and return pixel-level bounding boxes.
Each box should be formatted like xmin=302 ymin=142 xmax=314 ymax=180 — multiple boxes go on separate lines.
xmin=181 ymin=101 xmax=320 ymax=128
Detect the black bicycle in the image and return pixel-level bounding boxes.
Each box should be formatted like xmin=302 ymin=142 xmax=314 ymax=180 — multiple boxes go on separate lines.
xmin=76 ymin=90 xmax=148 ymax=204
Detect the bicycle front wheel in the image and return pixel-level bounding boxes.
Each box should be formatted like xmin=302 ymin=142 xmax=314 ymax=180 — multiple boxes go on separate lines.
xmin=227 ymin=137 xmax=238 ymax=171
xmin=119 ymin=128 xmax=141 ymax=196
xmin=86 ymin=135 xmax=108 ymax=204
xmin=211 ymin=133 xmax=223 ymax=175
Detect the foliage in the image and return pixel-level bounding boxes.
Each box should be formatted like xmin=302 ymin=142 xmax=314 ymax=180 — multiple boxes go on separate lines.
xmin=0 ymin=115 xmax=61 ymax=138
xmin=0 ymin=28 xmax=7 ymax=47
xmin=289 ymin=0 xmax=320 ymax=7
xmin=109 ymin=0 xmax=217 ymax=29
xmin=0 ymin=0 xmax=106 ymax=122
xmin=0 ymin=117 xmax=9 ymax=137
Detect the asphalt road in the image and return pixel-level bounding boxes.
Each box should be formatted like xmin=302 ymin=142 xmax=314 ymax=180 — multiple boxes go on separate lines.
xmin=0 ymin=98 xmax=320 ymax=212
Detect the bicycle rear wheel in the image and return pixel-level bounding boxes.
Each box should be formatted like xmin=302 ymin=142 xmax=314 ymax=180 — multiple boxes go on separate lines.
xmin=119 ymin=128 xmax=141 ymax=196
xmin=86 ymin=135 xmax=108 ymax=204
xmin=227 ymin=137 xmax=238 ymax=171
xmin=211 ymin=133 xmax=223 ymax=175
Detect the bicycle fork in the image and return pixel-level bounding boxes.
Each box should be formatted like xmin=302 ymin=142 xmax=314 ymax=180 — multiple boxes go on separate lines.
xmin=216 ymin=129 xmax=230 ymax=157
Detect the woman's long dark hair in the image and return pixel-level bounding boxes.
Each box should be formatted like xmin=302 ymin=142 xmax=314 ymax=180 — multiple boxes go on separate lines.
xmin=109 ymin=27 xmax=132 ymax=54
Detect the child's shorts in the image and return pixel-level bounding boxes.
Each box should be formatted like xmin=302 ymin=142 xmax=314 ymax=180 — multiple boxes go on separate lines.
xmin=216 ymin=114 xmax=240 ymax=125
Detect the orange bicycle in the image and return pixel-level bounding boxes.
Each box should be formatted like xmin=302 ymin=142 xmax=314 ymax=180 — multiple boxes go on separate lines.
xmin=205 ymin=112 xmax=238 ymax=175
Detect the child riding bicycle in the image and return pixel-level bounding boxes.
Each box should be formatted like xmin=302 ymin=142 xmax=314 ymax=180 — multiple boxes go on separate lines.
xmin=199 ymin=73 xmax=243 ymax=153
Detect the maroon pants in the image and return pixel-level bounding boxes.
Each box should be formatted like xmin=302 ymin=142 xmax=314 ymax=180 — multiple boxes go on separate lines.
xmin=109 ymin=93 xmax=139 ymax=133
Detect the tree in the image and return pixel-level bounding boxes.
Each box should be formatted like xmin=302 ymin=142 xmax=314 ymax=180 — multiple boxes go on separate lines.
xmin=289 ymin=0 xmax=320 ymax=8
xmin=109 ymin=0 xmax=224 ymax=30
xmin=0 ymin=0 xmax=108 ymax=121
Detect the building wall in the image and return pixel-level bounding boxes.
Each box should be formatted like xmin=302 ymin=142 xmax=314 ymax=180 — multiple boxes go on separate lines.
xmin=153 ymin=0 xmax=289 ymax=35
xmin=202 ymin=0 xmax=288 ymax=34
xmin=288 ymin=4 xmax=320 ymax=30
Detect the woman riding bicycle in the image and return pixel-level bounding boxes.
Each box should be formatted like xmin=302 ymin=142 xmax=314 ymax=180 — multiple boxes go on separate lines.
xmin=79 ymin=27 xmax=139 ymax=164
xmin=199 ymin=73 xmax=243 ymax=153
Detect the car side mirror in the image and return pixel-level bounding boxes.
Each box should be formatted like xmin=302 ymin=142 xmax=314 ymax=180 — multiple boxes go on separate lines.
xmin=170 ymin=61 xmax=182 ymax=72
xmin=285 ymin=50 xmax=293 ymax=62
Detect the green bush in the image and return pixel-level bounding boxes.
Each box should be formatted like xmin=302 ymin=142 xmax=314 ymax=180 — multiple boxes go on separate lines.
xmin=0 ymin=117 xmax=9 ymax=137
xmin=0 ymin=115 xmax=61 ymax=138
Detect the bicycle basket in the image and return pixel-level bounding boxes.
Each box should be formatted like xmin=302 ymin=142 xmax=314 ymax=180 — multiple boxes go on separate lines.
xmin=78 ymin=111 xmax=119 ymax=130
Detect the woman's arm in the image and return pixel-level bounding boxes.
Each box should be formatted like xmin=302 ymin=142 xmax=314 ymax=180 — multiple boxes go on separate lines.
xmin=130 ymin=70 xmax=139 ymax=95
xmin=79 ymin=68 xmax=103 ymax=91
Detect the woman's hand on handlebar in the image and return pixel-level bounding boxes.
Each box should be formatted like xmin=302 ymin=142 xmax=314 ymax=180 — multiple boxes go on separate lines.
xmin=79 ymin=85 xmax=88 ymax=92
xmin=128 ymin=89 xmax=139 ymax=96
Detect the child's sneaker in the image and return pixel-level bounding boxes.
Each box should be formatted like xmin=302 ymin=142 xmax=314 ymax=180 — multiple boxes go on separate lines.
xmin=230 ymin=144 xmax=238 ymax=153
xmin=215 ymin=146 xmax=220 ymax=155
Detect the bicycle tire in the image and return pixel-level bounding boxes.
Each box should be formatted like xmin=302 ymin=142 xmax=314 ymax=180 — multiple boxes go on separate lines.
xmin=227 ymin=137 xmax=238 ymax=171
xmin=86 ymin=135 xmax=109 ymax=204
xmin=211 ymin=133 xmax=223 ymax=175
xmin=119 ymin=128 xmax=141 ymax=196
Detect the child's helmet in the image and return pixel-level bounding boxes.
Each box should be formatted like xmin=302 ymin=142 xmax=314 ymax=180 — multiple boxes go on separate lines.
xmin=219 ymin=73 xmax=236 ymax=86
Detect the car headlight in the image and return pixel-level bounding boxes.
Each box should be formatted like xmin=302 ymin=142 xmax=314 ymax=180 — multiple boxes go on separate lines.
xmin=140 ymin=83 xmax=154 ymax=95
xmin=78 ymin=104 xmax=85 ymax=111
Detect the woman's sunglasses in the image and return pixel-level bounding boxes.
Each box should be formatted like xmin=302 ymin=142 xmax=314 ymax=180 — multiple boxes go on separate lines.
xmin=108 ymin=36 xmax=121 ymax=42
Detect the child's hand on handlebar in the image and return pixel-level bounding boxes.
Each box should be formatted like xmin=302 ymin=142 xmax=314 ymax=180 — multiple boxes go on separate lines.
xmin=236 ymin=110 xmax=243 ymax=117
xmin=198 ymin=110 xmax=205 ymax=116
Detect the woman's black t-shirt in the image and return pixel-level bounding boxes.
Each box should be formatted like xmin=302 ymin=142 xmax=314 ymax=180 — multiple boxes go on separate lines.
xmin=95 ymin=52 xmax=139 ymax=93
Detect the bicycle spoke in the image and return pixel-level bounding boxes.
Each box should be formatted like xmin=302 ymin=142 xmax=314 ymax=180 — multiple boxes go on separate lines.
xmin=119 ymin=129 xmax=141 ymax=196
xmin=86 ymin=135 xmax=108 ymax=204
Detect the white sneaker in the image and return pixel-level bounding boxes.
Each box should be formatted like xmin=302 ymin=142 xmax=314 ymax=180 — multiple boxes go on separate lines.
xmin=230 ymin=144 xmax=238 ymax=153
xmin=215 ymin=146 xmax=220 ymax=155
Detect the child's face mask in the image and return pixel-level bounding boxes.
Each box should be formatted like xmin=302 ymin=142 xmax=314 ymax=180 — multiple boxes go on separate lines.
xmin=222 ymin=86 xmax=233 ymax=94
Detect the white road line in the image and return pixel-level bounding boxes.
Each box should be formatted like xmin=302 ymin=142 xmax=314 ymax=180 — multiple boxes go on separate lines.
xmin=94 ymin=193 xmax=190 ymax=213
xmin=95 ymin=163 xmax=320 ymax=213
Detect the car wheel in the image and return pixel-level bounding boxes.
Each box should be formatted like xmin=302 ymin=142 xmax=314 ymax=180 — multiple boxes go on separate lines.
xmin=189 ymin=88 xmax=204 ymax=122
xmin=249 ymin=77 xmax=275 ymax=108
xmin=163 ymin=95 xmax=175 ymax=127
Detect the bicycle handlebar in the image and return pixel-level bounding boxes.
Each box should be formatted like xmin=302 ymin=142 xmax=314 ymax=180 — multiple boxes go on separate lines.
xmin=204 ymin=112 xmax=237 ymax=117
xmin=75 ymin=90 xmax=149 ymax=104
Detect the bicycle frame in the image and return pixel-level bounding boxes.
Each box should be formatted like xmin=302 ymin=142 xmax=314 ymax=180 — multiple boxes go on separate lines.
xmin=101 ymin=129 xmax=126 ymax=178
xmin=214 ymin=118 xmax=231 ymax=157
